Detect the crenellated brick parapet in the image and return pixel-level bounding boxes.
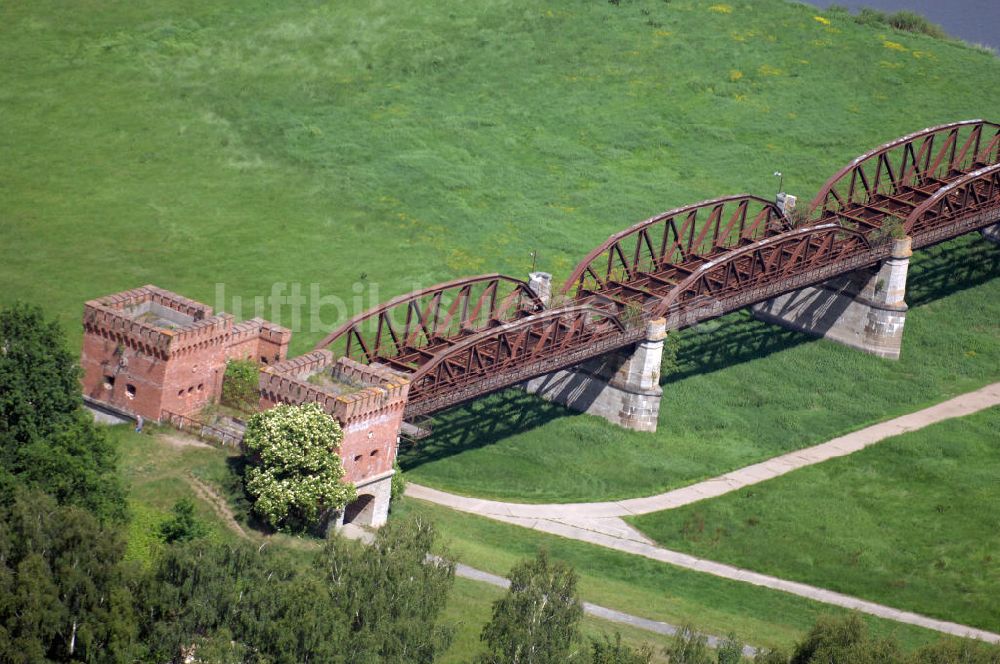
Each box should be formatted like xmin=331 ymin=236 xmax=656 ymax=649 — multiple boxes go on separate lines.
xmin=227 ymin=317 xmax=292 ymax=365
xmin=96 ymin=284 xmax=212 ymax=320
xmin=258 ymin=357 xmax=410 ymax=424
xmin=82 ymin=283 xmax=410 ymax=529
xmin=267 ymin=350 xmax=335 ymax=379
xmin=84 ymin=285 xmax=233 ymax=359
xmin=333 ymin=357 xmax=406 ymax=387
xmin=257 ymin=355 xmax=411 ymax=506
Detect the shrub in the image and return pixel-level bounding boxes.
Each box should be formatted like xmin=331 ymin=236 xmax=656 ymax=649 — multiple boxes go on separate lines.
xmin=158 ymin=497 xmax=209 ymax=543
xmin=390 ymin=460 xmax=406 ymax=506
xmin=872 ymin=215 xmax=906 ymax=242
xmin=845 ymin=7 xmax=948 ymax=40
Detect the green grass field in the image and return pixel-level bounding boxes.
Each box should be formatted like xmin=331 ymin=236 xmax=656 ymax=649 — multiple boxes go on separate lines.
xmin=401 ymin=234 xmax=1000 ymax=501
xmin=3 ymin=0 xmax=998 ymax=350
xmin=6 ymin=0 xmax=1000 ymax=652
xmin=394 ymin=497 xmax=946 ymax=653
xmin=4 ymin=0 xmax=999 ymax=505
xmin=629 ymin=408 xmax=1000 ymax=633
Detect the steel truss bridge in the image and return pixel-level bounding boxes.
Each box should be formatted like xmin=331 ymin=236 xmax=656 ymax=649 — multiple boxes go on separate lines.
xmin=315 ymin=120 xmax=1000 ymax=418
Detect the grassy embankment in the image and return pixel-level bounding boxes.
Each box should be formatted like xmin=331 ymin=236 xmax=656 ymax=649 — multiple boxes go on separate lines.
xmin=4 ymin=0 xmax=999 ymax=652
xmin=116 ymin=427 xmax=681 ymax=662
xmin=3 ymin=0 xmax=999 ymax=503
xmin=629 ymin=408 xmax=1000 ymax=634
xmin=117 ymin=426 xmax=949 ymax=656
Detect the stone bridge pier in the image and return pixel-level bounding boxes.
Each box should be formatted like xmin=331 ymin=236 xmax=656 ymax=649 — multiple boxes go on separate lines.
xmin=751 ymin=237 xmax=913 ymax=360
xmin=522 ymin=318 xmax=666 ymax=432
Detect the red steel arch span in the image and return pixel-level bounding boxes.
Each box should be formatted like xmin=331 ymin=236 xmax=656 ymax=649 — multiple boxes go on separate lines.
xmin=316 ymin=119 xmax=1000 ymax=418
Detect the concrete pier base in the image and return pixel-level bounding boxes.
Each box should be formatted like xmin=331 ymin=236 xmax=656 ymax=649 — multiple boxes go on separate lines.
xmin=751 ymin=237 xmax=912 ymax=360
xmin=982 ymin=223 xmax=1000 ymax=245
xmin=523 ymin=319 xmax=666 ymax=432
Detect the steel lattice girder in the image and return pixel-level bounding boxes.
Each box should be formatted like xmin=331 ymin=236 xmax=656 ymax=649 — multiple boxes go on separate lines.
xmin=905 ymin=163 xmax=1000 ymax=238
xmin=315 ymin=274 xmax=544 ymax=365
xmin=561 ymin=194 xmax=786 ymax=299
xmin=811 ymin=119 xmax=1000 ymax=217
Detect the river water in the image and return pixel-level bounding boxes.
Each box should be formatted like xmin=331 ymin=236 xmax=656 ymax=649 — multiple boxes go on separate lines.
xmin=807 ymin=0 xmax=999 ymax=51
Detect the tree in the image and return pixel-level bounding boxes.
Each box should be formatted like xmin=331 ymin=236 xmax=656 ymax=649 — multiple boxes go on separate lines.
xmin=0 ymin=302 xmax=126 ymax=523
xmin=139 ymin=538 xmax=334 ymax=664
xmin=663 ymin=624 xmax=712 ymax=664
xmin=0 ymin=489 xmax=137 ymax=663
xmin=717 ymin=632 xmax=746 ymax=664
xmin=0 ymin=302 xmax=81 ymax=453
xmin=590 ymin=633 xmax=654 ymax=664
xmin=477 ymin=549 xmax=585 ymax=664
xmin=221 ymin=359 xmax=260 ymax=412
xmin=242 ymin=402 xmax=355 ymax=531
xmin=911 ymin=637 xmax=1000 ymax=663
xmin=789 ymin=614 xmax=901 ymax=664
xmin=140 ymin=515 xmax=455 ymax=664
xmin=316 ymin=516 xmax=456 ymax=664
xmin=158 ymin=498 xmax=208 ymax=543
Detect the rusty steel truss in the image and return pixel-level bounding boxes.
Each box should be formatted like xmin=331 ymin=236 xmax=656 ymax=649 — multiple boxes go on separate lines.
xmin=315 ymin=120 xmax=1000 ymax=417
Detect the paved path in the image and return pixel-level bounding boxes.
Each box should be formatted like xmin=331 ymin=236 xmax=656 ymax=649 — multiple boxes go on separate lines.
xmin=407 ymin=382 xmax=1000 ymax=644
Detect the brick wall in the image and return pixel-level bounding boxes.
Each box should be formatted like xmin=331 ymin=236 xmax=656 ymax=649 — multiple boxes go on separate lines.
xmin=258 ymin=357 xmax=410 ymax=484
xmin=81 ymin=286 xmax=291 ymax=421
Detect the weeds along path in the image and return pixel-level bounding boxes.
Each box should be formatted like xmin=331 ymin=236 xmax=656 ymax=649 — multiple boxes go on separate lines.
xmin=407 ymin=382 xmax=1000 ymax=643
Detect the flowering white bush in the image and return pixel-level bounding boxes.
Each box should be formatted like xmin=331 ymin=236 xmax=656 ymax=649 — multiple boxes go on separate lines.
xmin=242 ymin=402 xmax=355 ymax=531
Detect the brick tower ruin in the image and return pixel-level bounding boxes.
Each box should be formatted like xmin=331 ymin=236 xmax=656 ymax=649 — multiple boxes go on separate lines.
xmin=81 ymin=285 xmax=405 ymax=527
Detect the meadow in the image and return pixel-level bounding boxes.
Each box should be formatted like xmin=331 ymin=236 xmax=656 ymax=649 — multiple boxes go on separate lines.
xmin=3 ymin=0 xmax=999 ymax=352
xmin=4 ymin=0 xmax=998 ymax=505
xmin=4 ymin=0 xmax=1000 ymax=651
xmin=629 ymin=408 xmax=1000 ymax=634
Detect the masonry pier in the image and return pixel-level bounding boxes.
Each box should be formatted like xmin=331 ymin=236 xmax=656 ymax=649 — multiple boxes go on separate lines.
xmin=751 ymin=237 xmax=913 ymax=360
xmin=522 ymin=318 xmax=666 ymax=432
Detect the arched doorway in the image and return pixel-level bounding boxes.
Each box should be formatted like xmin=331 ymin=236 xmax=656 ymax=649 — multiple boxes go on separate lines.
xmin=342 ymin=494 xmax=376 ymax=526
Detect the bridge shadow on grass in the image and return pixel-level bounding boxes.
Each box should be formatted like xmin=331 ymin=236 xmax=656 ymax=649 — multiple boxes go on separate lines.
xmin=397 ymin=389 xmax=578 ymax=471
xmin=663 ymin=311 xmax=814 ymax=386
xmin=906 ymin=234 xmax=1000 ymax=307
xmin=662 ymin=234 xmax=1000 ymax=385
